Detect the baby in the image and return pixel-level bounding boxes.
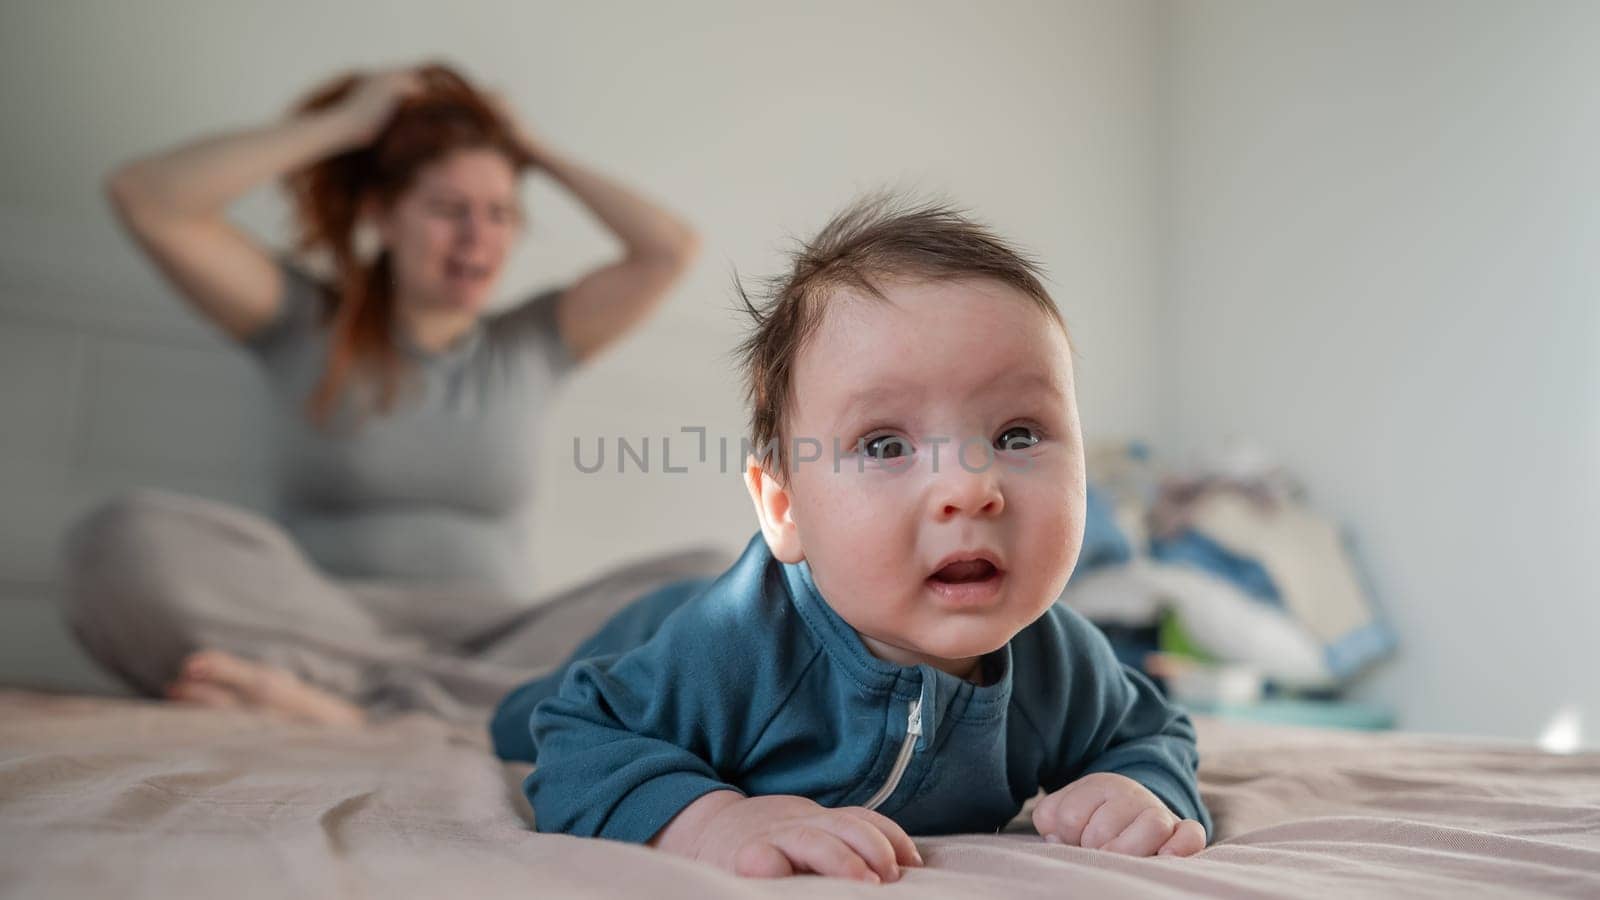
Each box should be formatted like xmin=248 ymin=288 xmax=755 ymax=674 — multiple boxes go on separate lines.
xmin=491 ymin=195 xmax=1210 ymax=883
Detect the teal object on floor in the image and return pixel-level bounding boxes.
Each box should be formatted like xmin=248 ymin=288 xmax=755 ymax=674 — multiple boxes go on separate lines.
xmin=1189 ymin=699 xmax=1395 ymax=731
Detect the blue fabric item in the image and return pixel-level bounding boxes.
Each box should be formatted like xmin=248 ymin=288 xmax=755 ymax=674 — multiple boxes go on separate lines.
xmin=491 ymin=534 xmax=1210 ymax=844
xmin=1323 ymin=619 xmax=1399 ymax=679
xmin=1150 ymin=530 xmax=1282 ymax=607
xmin=1093 ymin=623 xmax=1163 ymax=673
xmin=1322 ymin=532 xmax=1397 ymax=677
xmin=1072 ymin=485 xmax=1133 ymax=576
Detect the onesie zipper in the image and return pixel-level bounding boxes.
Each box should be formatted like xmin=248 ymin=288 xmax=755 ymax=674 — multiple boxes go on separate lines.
xmin=861 ymin=695 xmax=924 ymax=811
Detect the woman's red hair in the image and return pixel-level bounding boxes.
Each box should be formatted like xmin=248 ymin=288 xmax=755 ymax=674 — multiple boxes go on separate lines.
xmin=285 ymin=64 xmax=532 ymax=425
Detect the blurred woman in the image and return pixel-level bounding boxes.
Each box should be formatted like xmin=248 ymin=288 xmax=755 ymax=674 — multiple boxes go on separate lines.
xmin=62 ymin=63 xmax=724 ymax=725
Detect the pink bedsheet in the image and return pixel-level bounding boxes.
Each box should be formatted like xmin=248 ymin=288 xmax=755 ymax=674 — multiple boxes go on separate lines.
xmin=2 ymin=689 xmax=1597 ymax=898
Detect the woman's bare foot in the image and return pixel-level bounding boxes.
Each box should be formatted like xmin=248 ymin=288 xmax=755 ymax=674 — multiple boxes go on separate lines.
xmin=165 ymin=650 xmax=366 ymax=727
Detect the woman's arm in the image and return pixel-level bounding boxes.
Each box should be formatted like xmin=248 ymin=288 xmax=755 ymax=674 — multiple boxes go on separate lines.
xmin=500 ymin=105 xmax=700 ymax=362
xmin=105 ymin=70 xmax=420 ymax=341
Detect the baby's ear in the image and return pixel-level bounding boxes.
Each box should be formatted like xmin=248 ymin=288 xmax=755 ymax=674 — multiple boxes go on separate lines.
xmin=743 ymin=454 xmax=804 ymax=564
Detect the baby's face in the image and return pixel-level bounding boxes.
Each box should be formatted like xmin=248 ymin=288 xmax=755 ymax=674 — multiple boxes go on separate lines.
xmin=776 ymin=277 xmax=1085 ymax=677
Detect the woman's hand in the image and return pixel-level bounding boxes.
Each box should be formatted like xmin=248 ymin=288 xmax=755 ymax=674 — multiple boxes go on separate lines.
xmin=652 ymin=791 xmax=923 ymax=883
xmin=104 ymin=68 xmax=432 ymax=343
xmin=1032 ymin=772 xmax=1207 ymax=857
xmin=480 ymin=86 xmax=698 ymax=363
xmin=333 ymin=69 xmax=426 ymax=144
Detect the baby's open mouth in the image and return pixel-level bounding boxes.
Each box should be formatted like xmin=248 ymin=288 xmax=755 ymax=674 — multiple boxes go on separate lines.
xmin=930 ymin=559 xmax=1000 ymax=584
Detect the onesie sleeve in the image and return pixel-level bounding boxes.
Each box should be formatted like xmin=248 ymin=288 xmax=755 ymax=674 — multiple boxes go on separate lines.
xmin=1034 ymin=605 xmax=1213 ymax=836
xmin=525 ymin=586 xmax=778 ymax=843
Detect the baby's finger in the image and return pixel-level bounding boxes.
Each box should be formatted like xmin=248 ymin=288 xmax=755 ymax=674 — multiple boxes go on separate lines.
xmin=1035 ymin=792 xmax=1105 ymax=848
xmin=771 ymin=826 xmax=880 ymax=883
xmin=732 ymin=840 xmax=796 ymax=878
xmin=1053 ymin=774 xmax=1114 ymax=806
xmin=814 ymin=811 xmax=902 ymax=882
xmin=1157 ymin=819 xmax=1208 ymax=857
xmin=840 ymin=807 xmax=924 ymax=868
xmin=1099 ymin=806 xmax=1177 ymax=857
xmin=1080 ymin=797 xmax=1143 ymax=850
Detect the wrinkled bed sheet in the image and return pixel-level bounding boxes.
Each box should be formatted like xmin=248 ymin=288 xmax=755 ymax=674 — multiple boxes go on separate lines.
xmin=2 ymin=689 xmax=1597 ymax=899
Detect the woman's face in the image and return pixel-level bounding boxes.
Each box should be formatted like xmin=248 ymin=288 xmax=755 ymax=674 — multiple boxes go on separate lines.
xmin=378 ymin=147 xmax=523 ymax=318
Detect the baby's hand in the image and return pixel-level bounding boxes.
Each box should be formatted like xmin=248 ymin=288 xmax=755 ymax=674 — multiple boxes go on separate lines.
xmin=1032 ymin=772 xmax=1206 ymax=857
xmin=651 ymin=791 xmax=923 ymax=883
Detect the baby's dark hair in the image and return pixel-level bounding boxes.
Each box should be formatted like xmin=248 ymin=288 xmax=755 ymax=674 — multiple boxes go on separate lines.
xmin=735 ymin=192 xmax=1066 ymax=475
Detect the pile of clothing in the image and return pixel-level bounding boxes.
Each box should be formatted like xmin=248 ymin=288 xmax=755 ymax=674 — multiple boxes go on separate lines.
xmin=1063 ymin=442 xmax=1395 ymax=702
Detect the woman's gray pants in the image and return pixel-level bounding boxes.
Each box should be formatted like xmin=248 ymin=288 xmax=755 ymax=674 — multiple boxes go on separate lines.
xmin=58 ymin=489 xmax=730 ymax=723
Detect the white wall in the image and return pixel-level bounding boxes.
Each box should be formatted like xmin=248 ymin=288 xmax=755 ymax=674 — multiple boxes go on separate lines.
xmin=0 ymin=1 xmax=1163 ymax=687
xmin=1161 ymin=1 xmax=1600 ymax=741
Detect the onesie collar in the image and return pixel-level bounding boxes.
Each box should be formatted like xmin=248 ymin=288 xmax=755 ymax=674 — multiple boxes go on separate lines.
xmin=781 ymin=556 xmax=1014 ymax=731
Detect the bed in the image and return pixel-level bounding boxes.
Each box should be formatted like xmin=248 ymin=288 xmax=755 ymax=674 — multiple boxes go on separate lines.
xmin=3 ymin=689 xmax=1597 ymax=898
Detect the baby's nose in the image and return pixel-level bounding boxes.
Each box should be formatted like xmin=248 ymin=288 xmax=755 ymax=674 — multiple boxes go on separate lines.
xmin=932 ymin=465 xmax=1005 ymax=520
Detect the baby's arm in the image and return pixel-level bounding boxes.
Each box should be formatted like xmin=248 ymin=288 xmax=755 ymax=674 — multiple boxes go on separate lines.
xmin=1026 ymin=607 xmax=1212 ymax=856
xmin=525 ymin=649 xmax=735 ymax=842
xmin=526 ymin=611 xmax=920 ymax=881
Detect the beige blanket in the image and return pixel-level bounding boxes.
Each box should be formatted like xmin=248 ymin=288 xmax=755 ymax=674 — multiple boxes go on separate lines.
xmin=2 ymin=689 xmax=1597 ymax=898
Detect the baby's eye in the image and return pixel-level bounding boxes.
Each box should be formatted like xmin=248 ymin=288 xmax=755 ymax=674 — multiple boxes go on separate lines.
xmin=862 ymin=434 xmax=914 ymax=460
xmin=994 ymin=426 xmax=1040 ymax=452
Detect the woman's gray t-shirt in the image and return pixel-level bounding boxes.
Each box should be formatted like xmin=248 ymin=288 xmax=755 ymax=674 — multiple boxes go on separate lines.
xmin=243 ymin=261 xmax=574 ymax=597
